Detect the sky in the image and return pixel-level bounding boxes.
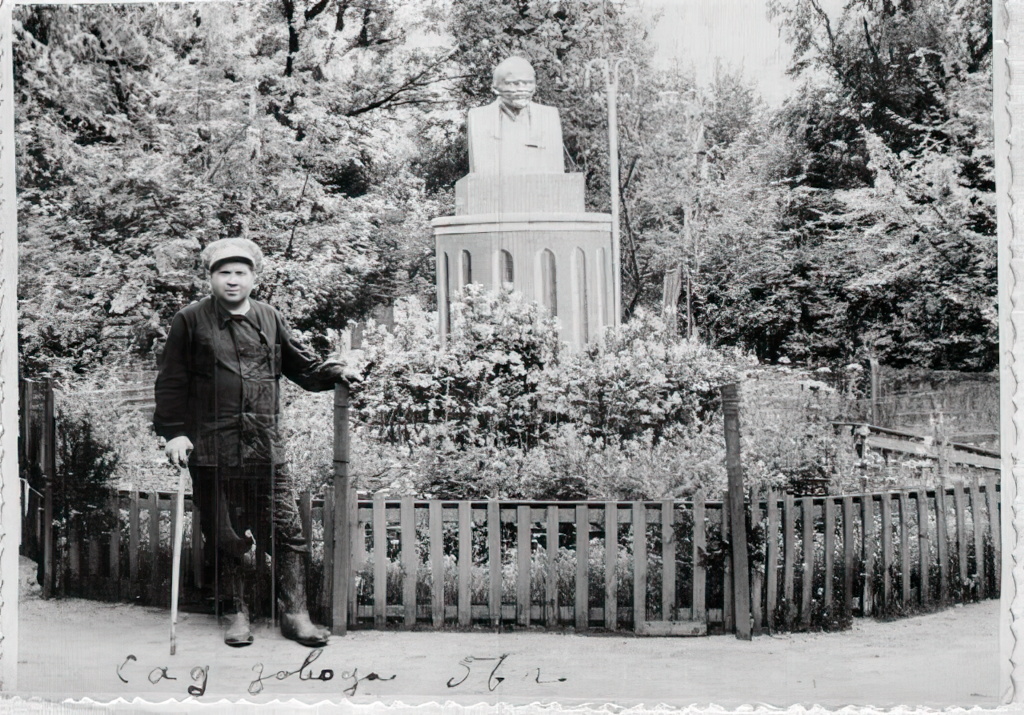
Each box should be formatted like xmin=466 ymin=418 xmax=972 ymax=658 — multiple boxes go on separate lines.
xmin=641 ymin=0 xmax=812 ymax=105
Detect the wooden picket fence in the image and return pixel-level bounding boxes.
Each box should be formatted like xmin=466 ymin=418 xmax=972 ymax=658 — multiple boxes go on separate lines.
xmin=42 ymin=476 xmax=1000 ymax=634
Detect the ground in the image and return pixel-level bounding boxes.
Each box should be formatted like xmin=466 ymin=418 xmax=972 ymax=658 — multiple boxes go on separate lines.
xmin=12 ymin=559 xmax=1001 ymax=709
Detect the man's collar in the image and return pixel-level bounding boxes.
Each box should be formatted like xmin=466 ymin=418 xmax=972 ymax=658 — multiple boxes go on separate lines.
xmin=213 ymin=298 xmax=253 ymax=328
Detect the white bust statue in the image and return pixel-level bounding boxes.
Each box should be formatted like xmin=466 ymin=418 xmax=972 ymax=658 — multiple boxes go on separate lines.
xmin=466 ymin=56 xmax=565 ymax=175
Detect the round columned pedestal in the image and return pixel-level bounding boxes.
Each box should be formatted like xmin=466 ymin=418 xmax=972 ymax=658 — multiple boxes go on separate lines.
xmin=432 ymin=212 xmax=614 ymax=349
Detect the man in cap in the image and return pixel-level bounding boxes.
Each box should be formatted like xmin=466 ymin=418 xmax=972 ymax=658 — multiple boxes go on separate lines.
xmin=466 ymin=56 xmax=565 ymax=174
xmin=154 ymin=237 xmax=348 ymax=647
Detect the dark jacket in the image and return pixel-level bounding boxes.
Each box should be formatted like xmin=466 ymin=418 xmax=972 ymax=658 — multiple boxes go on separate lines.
xmin=153 ymin=296 xmax=341 ymax=467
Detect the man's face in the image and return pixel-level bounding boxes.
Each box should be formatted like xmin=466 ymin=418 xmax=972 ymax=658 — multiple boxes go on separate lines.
xmin=210 ymin=261 xmax=255 ymax=309
xmin=493 ymin=66 xmax=536 ymax=111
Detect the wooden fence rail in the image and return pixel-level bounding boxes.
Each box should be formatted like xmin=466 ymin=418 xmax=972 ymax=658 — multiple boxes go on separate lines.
xmin=42 ymin=476 xmax=1000 ymax=635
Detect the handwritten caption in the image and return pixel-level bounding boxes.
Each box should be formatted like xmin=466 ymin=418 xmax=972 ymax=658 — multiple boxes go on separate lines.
xmin=446 ymin=654 xmax=567 ymax=692
xmin=117 ymin=649 xmax=394 ymax=697
xmin=117 ymin=650 xmax=565 ymax=697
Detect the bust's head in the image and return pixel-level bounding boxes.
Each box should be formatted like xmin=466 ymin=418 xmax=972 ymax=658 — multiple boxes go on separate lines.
xmin=491 ymin=57 xmax=536 ymax=113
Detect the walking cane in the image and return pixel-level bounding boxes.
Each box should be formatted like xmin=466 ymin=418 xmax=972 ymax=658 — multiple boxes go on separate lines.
xmin=170 ymin=463 xmax=188 ymax=655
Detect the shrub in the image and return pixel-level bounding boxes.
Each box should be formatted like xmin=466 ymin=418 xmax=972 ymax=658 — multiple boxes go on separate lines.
xmin=740 ymin=367 xmax=858 ymax=493
xmin=354 ymin=286 xmax=559 ymax=451
xmin=340 ymin=288 xmax=738 ymax=499
xmin=543 ymin=311 xmax=735 ymax=443
xmin=53 ymin=403 xmax=120 ymax=535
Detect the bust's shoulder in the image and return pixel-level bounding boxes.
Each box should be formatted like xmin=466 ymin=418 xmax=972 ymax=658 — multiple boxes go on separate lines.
xmin=468 ymin=100 xmax=501 ymax=118
xmin=529 ymin=101 xmax=560 ymax=118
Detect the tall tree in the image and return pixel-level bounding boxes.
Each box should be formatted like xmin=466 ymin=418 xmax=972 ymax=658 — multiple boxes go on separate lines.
xmin=702 ymin=0 xmax=999 ymax=369
xmin=15 ymin=1 xmax=451 ymax=374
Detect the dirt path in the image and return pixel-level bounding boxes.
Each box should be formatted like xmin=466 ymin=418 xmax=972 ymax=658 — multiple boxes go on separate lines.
xmin=14 ymin=591 xmax=999 ymax=709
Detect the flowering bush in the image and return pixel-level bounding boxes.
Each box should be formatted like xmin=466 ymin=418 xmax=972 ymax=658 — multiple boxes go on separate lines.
xmin=353 ymin=286 xmax=559 ymax=451
xmin=335 ymin=287 xmax=737 ymax=499
xmin=543 ymin=314 xmax=735 ymax=443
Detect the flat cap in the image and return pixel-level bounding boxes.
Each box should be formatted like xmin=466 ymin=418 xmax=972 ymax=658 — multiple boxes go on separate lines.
xmin=200 ymin=237 xmax=263 ymax=273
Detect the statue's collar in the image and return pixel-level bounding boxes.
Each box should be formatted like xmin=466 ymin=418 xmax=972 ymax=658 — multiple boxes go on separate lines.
xmin=491 ymin=101 xmax=544 ymax=147
xmin=497 ymin=101 xmax=531 ymax=123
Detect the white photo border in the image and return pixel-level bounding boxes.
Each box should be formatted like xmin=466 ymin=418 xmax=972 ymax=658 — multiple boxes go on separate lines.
xmin=0 ymin=0 xmax=1016 ymax=709
xmin=1 ymin=0 xmax=19 ymax=694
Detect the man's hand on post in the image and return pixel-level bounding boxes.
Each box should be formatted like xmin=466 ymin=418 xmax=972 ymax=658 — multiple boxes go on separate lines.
xmin=327 ymin=361 xmax=365 ymax=389
xmin=165 ymin=436 xmax=193 ymax=467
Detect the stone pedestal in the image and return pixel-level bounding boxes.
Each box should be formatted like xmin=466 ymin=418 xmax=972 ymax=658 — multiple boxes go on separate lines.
xmin=434 ymin=173 xmax=615 ymax=349
xmin=455 ymin=174 xmax=585 ymax=215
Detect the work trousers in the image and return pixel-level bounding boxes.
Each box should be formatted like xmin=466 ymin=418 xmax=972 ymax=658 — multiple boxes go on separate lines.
xmin=190 ymin=463 xmax=307 ymax=614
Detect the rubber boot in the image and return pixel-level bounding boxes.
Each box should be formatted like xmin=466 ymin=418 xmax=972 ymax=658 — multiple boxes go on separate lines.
xmin=223 ymin=563 xmax=253 ymax=647
xmin=277 ymin=550 xmax=330 ymax=647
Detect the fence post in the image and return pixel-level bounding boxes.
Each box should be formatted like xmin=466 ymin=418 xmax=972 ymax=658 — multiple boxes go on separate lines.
xmin=401 ymin=497 xmax=417 ymax=627
xmin=692 ymin=492 xmax=707 ymax=625
xmin=429 ymin=501 xmax=444 ymax=628
xmin=869 ymin=358 xmax=880 ymax=426
xmin=41 ymin=378 xmax=55 ymax=599
xmin=19 ymin=378 xmax=35 ymax=565
xmin=331 ymin=382 xmax=352 ymax=635
xmin=631 ymin=502 xmax=647 ymax=632
xmin=721 ymin=383 xmax=751 ymax=640
xmin=573 ymin=505 xmax=588 ymax=631
xmin=545 ymin=505 xmax=560 ymax=627
xmin=19 ymin=379 xmax=35 ymax=561
xmin=488 ymin=500 xmax=502 ymax=627
xmin=19 ymin=379 xmax=32 ymax=466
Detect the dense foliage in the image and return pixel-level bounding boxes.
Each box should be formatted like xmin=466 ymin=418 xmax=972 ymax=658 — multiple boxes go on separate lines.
xmin=15 ymin=1 xmax=994 ymax=507
xmin=52 ymin=290 xmax=918 ymax=501
xmin=15 ymin=1 xmax=451 ymax=373
xmin=340 ymin=287 xmax=737 ymax=498
xmin=726 ymin=0 xmax=996 ymax=369
xmin=15 ymin=0 xmax=994 ymax=377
